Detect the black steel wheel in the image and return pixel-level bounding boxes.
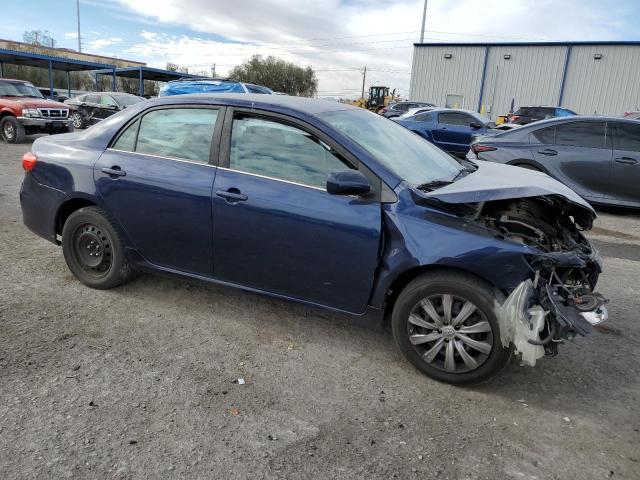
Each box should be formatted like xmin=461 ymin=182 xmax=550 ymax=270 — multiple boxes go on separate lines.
xmin=392 ymin=270 xmax=512 ymax=385
xmin=62 ymin=206 xmax=132 ymax=289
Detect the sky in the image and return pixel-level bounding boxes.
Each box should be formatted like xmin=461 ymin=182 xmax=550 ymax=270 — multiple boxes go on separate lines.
xmin=2 ymin=0 xmax=640 ymax=98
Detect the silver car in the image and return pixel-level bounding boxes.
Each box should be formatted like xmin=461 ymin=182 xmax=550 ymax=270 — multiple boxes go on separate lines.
xmin=468 ymin=116 xmax=640 ymax=208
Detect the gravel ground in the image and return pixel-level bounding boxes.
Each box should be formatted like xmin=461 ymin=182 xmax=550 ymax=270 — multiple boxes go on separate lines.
xmin=1 ymin=137 xmax=639 ymax=480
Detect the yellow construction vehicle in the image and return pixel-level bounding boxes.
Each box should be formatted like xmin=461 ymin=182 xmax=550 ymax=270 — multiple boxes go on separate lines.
xmin=351 ymin=86 xmax=398 ymax=112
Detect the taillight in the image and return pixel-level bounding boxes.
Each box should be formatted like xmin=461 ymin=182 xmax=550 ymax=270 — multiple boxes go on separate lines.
xmin=509 ymin=115 xmax=520 ymax=122
xmin=471 ymin=144 xmax=497 ymax=154
xmin=22 ymin=152 xmax=37 ymax=171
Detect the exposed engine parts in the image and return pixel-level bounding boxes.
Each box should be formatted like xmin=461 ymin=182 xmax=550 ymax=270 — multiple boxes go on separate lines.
xmin=472 ymin=196 xmax=609 ymax=365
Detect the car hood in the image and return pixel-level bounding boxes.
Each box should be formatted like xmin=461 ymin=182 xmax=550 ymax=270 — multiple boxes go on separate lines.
xmin=423 ymin=160 xmax=595 ymax=225
xmin=0 ymin=96 xmax=69 ymax=109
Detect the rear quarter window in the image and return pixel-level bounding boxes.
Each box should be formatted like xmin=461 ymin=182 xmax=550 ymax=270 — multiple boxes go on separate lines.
xmin=532 ymin=126 xmax=556 ymax=144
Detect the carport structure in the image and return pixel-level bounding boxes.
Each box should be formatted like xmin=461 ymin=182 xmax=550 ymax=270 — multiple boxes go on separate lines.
xmin=94 ymin=66 xmax=208 ymax=96
xmin=0 ymin=48 xmax=117 ymax=97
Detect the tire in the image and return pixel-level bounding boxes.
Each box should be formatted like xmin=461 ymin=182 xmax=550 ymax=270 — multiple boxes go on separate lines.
xmin=61 ymin=206 xmax=132 ymax=289
xmin=391 ymin=270 xmax=512 ymax=386
xmin=70 ymin=111 xmax=86 ymax=129
xmin=1 ymin=116 xmax=26 ymax=144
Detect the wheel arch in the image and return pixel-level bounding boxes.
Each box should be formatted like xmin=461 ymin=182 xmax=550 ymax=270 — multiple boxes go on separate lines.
xmin=382 ymin=264 xmax=500 ymax=325
xmin=506 ymin=158 xmax=547 ymax=173
xmin=54 ymin=196 xmax=97 ymax=239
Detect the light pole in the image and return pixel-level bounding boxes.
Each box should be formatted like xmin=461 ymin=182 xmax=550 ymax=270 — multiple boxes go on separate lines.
xmin=420 ymin=0 xmax=428 ymax=42
xmin=76 ymin=0 xmax=82 ymax=52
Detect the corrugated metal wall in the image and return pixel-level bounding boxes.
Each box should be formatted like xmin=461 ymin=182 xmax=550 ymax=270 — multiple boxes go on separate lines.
xmin=563 ymin=45 xmax=640 ymax=115
xmin=480 ymin=45 xmax=566 ymax=118
xmin=410 ymin=43 xmax=640 ymax=118
xmin=409 ymin=46 xmax=485 ymax=110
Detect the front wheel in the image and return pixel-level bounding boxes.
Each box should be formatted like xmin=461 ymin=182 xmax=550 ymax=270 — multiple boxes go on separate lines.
xmin=61 ymin=206 xmax=132 ymax=289
xmin=392 ymin=271 xmax=512 ymax=385
xmin=1 ymin=116 xmax=25 ymax=144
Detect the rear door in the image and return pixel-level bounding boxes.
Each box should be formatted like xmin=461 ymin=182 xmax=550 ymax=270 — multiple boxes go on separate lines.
xmin=95 ymin=106 xmax=222 ymax=276
xmin=530 ymin=121 xmax=611 ymax=200
xmin=211 ymin=109 xmax=382 ymax=313
xmin=608 ymin=122 xmax=640 ymax=205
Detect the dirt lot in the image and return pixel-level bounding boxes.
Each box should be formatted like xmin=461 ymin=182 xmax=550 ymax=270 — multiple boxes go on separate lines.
xmin=1 ymin=137 xmax=639 ymax=480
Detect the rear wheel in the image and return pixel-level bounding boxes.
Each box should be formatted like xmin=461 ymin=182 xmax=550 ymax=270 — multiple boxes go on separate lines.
xmin=61 ymin=207 xmax=132 ymax=289
xmin=392 ymin=271 xmax=512 ymax=385
xmin=1 ymin=116 xmax=25 ymax=144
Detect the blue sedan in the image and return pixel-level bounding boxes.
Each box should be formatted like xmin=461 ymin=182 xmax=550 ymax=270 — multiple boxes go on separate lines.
xmin=395 ymin=108 xmax=494 ymax=158
xmin=19 ymin=94 xmax=607 ymax=384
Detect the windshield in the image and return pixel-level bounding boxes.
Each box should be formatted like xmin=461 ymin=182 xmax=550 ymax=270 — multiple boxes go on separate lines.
xmin=319 ymin=109 xmax=463 ymax=186
xmin=113 ymin=94 xmax=144 ymax=106
xmin=0 ymin=82 xmax=44 ymax=98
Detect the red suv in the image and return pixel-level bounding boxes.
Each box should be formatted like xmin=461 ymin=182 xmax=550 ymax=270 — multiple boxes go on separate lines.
xmin=0 ymin=78 xmax=72 ymax=143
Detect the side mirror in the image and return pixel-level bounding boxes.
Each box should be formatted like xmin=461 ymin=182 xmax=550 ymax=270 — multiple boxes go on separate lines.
xmin=469 ymin=121 xmax=482 ymax=129
xmin=326 ymin=170 xmax=371 ymax=196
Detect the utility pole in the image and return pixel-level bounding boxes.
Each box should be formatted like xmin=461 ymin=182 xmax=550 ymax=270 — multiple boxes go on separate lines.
xmin=420 ymin=0 xmax=428 ymax=42
xmin=76 ymin=0 xmax=82 ymax=52
xmin=361 ymin=66 xmax=367 ymax=99
xmin=211 ymin=63 xmax=216 ymax=77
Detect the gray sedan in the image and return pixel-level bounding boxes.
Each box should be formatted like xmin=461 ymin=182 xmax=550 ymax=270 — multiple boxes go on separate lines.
xmin=467 ymin=116 xmax=640 ymax=208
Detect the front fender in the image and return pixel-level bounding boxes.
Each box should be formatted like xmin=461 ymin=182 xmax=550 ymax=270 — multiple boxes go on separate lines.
xmin=369 ymin=190 xmax=535 ymax=308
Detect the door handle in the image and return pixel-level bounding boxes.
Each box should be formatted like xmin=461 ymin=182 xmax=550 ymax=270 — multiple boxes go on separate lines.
xmin=615 ymin=157 xmax=638 ymax=165
xmin=101 ymin=166 xmax=126 ymax=177
xmin=537 ymin=148 xmax=558 ymax=156
xmin=216 ymin=189 xmax=248 ymax=202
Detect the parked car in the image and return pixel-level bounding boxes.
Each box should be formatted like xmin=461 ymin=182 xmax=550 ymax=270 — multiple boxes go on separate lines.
xmin=37 ymin=87 xmax=69 ymax=103
xmin=380 ymin=101 xmax=436 ymax=118
xmin=158 ymin=78 xmax=273 ymax=97
xmin=20 ymin=94 xmax=607 ymax=385
xmin=0 ymin=78 xmax=72 ymax=143
xmin=395 ymin=108 xmax=495 ymax=158
xmin=468 ymin=116 xmax=640 ymax=208
xmin=508 ymin=106 xmax=576 ymax=125
xmin=65 ymin=92 xmax=145 ymax=129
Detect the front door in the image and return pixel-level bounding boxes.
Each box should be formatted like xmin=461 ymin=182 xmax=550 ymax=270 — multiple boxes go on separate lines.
xmin=212 ymin=111 xmax=382 ymax=313
xmin=95 ymin=106 xmax=221 ymax=276
xmin=608 ymin=121 xmax=640 ymax=205
xmin=432 ymin=112 xmax=475 ymax=155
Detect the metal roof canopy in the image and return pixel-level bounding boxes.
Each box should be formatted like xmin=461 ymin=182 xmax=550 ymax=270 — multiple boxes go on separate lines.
xmin=0 ymin=48 xmax=117 ymax=98
xmin=413 ymin=40 xmax=640 ymax=47
xmin=94 ymin=66 xmax=210 ymax=96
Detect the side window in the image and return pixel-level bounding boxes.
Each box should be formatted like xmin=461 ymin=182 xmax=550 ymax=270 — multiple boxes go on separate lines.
xmin=112 ymin=119 xmax=139 ymax=151
xmin=229 ymin=116 xmax=353 ymax=189
xmin=555 ymin=122 xmax=606 ymax=149
xmin=100 ymin=95 xmax=118 ymax=107
xmin=438 ymin=113 xmax=473 ymax=126
xmin=532 ymin=126 xmax=556 ymax=144
xmin=612 ymin=123 xmax=640 ymax=152
xmin=112 ymin=108 xmax=218 ymax=162
xmin=85 ymin=95 xmax=99 ymax=104
xmin=414 ymin=113 xmax=432 ymax=122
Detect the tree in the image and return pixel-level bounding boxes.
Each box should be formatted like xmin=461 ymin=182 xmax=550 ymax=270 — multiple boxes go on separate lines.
xmin=165 ymin=62 xmax=189 ymax=73
xmin=23 ymin=30 xmax=57 ymax=48
xmin=229 ymin=55 xmax=317 ymax=97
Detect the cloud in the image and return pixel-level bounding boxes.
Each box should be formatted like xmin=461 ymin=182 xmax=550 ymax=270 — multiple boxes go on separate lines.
xmin=114 ymin=0 xmax=633 ymax=98
xmin=87 ymin=37 xmax=124 ymax=50
xmin=64 ymin=32 xmax=79 ymax=40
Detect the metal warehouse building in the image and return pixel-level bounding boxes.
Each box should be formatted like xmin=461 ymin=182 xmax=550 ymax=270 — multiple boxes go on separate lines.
xmin=409 ymin=41 xmax=640 ymax=118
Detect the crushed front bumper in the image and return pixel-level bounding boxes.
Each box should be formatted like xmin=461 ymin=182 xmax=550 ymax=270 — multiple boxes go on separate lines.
xmin=497 ymin=275 xmax=608 ymax=367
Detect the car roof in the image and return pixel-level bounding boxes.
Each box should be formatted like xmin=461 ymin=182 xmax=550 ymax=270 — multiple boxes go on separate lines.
xmin=0 ymin=78 xmax=32 ymax=84
xmin=149 ymin=93 xmax=355 ymax=114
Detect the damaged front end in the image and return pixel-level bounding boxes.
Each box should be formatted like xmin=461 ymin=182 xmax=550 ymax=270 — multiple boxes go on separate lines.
xmin=482 ymin=196 xmax=608 ymax=366
xmin=431 ymin=192 xmax=609 ymax=366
